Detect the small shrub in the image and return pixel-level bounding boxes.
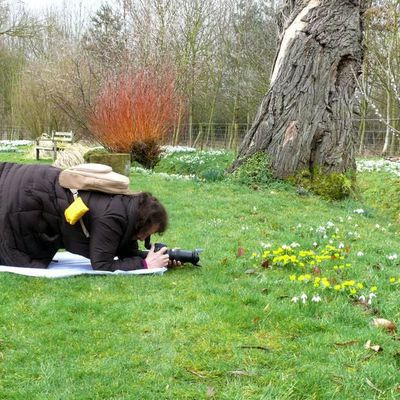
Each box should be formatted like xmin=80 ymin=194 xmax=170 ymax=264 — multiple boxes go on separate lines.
xmin=290 ymin=167 xmax=355 ymax=200
xmin=199 ymin=167 xmax=225 ymax=182
xmin=88 ymin=68 xmax=184 ymax=169
xmin=131 ymin=139 xmax=163 ymax=170
xmin=231 ymin=152 xmax=274 ymax=188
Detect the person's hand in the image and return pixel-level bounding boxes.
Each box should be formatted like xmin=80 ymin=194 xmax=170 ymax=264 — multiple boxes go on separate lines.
xmin=168 ymin=259 xmax=182 ymax=268
xmin=145 ymin=244 xmax=169 ymax=269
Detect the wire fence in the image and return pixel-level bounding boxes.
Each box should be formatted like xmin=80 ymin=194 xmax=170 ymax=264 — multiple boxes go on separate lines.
xmin=1 ymin=119 xmax=399 ymax=156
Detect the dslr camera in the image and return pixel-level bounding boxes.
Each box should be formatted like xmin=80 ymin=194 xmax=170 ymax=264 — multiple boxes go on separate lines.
xmin=153 ymin=242 xmax=202 ymax=266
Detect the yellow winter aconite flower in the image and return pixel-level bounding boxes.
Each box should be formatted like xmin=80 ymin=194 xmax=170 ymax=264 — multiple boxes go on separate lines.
xmin=299 ymin=250 xmax=315 ymax=258
xmin=250 ymin=235 xmax=378 ymax=302
xmin=273 ymin=249 xmax=283 ymax=255
xmin=389 ymin=277 xmax=396 ymax=283
xmin=321 ymin=278 xmax=331 ymax=288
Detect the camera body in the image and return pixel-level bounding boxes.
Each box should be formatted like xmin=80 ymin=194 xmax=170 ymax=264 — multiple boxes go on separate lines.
xmin=154 ymin=242 xmax=201 ymax=266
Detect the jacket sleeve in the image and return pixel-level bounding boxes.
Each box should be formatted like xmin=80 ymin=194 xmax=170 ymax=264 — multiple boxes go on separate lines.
xmin=117 ymin=239 xmax=148 ymax=259
xmin=88 ymin=217 xmax=146 ymax=271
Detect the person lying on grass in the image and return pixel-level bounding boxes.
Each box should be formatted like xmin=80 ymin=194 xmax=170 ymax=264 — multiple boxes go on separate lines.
xmin=0 ymin=162 xmax=177 ymax=271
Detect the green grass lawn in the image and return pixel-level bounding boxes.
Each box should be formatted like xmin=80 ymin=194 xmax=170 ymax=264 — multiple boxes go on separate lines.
xmin=0 ymin=150 xmax=399 ymax=399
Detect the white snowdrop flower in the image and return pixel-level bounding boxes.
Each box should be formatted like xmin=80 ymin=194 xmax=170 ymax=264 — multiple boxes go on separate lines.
xmin=210 ymin=218 xmax=222 ymax=227
xmin=347 ymin=216 xmax=352 ymax=220
xmin=252 ymin=206 xmax=257 ymax=212
xmin=323 ymin=235 xmax=328 ymax=239
xmin=367 ymin=293 xmax=377 ymax=305
xmin=355 ymin=224 xmax=359 ymax=228
xmin=260 ymin=242 xmax=271 ymax=249
xmin=358 ymin=295 xmax=366 ymax=302
xmin=357 ymin=251 xmax=364 ymax=257
xmin=313 ymin=242 xmax=318 ymax=247
xmin=335 ymin=228 xmax=340 ymax=233
xmin=290 ymin=242 xmax=300 ymax=248
xmin=311 ymin=295 xmax=322 ymax=303
xmin=353 ymin=209 xmax=364 ymax=214
xmin=339 ymin=217 xmax=344 ymax=222
xmin=387 ymin=253 xmax=398 ymax=261
xmin=375 ymin=224 xmax=381 ymax=229
xmin=300 ymin=293 xmax=308 ymax=304
xmin=241 ymin=226 xmax=249 ymax=231
xmin=338 ymin=242 xmax=345 ymax=249
xmin=317 ymin=226 xmax=326 ymax=233
xmin=329 ymin=240 xmax=333 ymax=244
xmin=326 ymin=221 xmax=335 ymax=228
xmin=309 ymin=227 xmax=314 ymax=231
xmin=291 ymin=296 xmax=299 ymax=304
xmin=282 ymin=244 xmax=291 ymax=250
xmin=297 ymin=223 xmax=302 ymax=228
xmin=162 ymin=145 xmax=196 ymax=153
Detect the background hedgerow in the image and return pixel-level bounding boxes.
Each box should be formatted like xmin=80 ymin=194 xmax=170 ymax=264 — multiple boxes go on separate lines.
xmin=0 ymin=148 xmax=399 ymax=399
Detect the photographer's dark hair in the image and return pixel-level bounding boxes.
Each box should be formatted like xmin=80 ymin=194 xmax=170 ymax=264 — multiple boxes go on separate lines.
xmin=135 ymin=192 xmax=168 ymax=235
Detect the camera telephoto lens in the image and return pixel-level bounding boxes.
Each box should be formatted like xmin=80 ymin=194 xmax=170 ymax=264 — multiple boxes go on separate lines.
xmin=168 ymin=249 xmax=200 ymax=266
xmin=153 ymin=243 xmax=201 ymax=266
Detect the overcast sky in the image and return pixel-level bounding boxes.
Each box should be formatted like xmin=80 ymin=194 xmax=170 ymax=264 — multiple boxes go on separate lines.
xmin=22 ymin=0 xmax=108 ymax=13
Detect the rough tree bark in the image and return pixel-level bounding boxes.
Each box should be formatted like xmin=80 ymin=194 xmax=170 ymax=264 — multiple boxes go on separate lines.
xmin=230 ymin=0 xmax=366 ymax=179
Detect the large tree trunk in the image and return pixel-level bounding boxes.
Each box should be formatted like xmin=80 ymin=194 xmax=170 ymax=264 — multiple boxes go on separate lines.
xmin=230 ymin=0 xmax=366 ymax=179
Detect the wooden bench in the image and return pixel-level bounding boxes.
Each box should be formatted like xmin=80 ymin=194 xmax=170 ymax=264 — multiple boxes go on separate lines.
xmin=36 ymin=131 xmax=74 ymax=160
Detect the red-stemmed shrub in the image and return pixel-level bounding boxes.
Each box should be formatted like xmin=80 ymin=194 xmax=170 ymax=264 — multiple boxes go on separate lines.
xmin=89 ymin=68 xmax=183 ymax=168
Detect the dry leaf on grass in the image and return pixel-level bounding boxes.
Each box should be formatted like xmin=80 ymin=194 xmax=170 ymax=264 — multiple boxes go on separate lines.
xmin=365 ymin=378 xmax=383 ymax=394
xmin=245 ymin=269 xmax=257 ymax=274
xmin=240 ymin=345 xmax=270 ymax=351
xmin=237 ymin=247 xmax=245 ymax=257
xmin=364 ymin=340 xmax=383 ymax=352
xmin=372 ymin=318 xmax=397 ymax=333
xmin=229 ymin=370 xmax=255 ymax=377
xmin=206 ymin=386 xmax=216 ymax=398
xmin=261 ymin=260 xmax=270 ymax=268
xmin=334 ymin=340 xmax=359 ymax=347
xmin=186 ymin=369 xmax=207 ymax=378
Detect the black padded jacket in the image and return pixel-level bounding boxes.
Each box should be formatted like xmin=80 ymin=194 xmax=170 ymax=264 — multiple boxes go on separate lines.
xmin=0 ymin=162 xmax=146 ymax=271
